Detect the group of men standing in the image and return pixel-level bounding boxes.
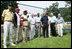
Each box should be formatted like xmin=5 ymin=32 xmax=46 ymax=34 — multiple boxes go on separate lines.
xmin=2 ymin=3 xmax=64 ymax=48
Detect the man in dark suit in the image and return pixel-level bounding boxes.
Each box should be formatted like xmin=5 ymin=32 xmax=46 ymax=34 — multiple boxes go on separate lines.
xmin=41 ymin=12 xmax=50 ymax=38
xmin=13 ymin=8 xmax=22 ymax=44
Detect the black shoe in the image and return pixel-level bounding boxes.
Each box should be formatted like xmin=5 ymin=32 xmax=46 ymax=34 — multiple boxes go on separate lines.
xmin=15 ymin=41 xmax=18 ymax=44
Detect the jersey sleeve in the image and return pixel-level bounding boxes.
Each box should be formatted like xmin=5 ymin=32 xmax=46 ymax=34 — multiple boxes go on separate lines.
xmin=2 ymin=10 xmax=6 ymax=17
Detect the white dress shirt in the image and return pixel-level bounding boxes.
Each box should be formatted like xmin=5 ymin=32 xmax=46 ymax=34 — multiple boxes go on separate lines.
xmin=34 ymin=16 xmax=41 ymax=23
xmin=48 ymin=16 xmax=51 ymax=21
xmin=50 ymin=16 xmax=57 ymax=23
xmin=15 ymin=12 xmax=20 ymax=26
xmin=28 ymin=16 xmax=35 ymax=25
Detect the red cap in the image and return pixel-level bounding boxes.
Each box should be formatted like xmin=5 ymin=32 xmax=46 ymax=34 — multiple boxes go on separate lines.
xmin=15 ymin=8 xmax=20 ymax=11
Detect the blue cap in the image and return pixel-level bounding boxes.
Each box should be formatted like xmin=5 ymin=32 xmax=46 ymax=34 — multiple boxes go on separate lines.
xmin=27 ymin=15 xmax=29 ymax=18
xmin=46 ymin=12 xmax=48 ymax=15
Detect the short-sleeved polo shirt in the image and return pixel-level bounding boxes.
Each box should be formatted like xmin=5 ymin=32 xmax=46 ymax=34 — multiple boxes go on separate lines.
xmin=57 ymin=17 xmax=64 ymax=24
xmin=2 ymin=9 xmax=14 ymax=21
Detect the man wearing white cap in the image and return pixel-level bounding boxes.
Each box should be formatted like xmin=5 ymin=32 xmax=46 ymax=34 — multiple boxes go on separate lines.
xmin=13 ymin=8 xmax=22 ymax=44
xmin=21 ymin=10 xmax=29 ymax=43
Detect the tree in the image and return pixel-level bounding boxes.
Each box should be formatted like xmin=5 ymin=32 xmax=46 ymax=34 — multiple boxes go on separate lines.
xmin=65 ymin=1 xmax=71 ymax=8
xmin=45 ymin=1 xmax=71 ymax=21
xmin=46 ymin=2 xmax=60 ymax=17
xmin=1 ymin=1 xmax=18 ymax=24
xmin=60 ymin=1 xmax=71 ymax=21
xmin=59 ymin=8 xmax=71 ymax=21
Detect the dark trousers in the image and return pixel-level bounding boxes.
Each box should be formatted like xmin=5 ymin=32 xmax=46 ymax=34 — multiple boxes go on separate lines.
xmin=42 ymin=24 xmax=48 ymax=38
xmin=50 ymin=23 xmax=57 ymax=36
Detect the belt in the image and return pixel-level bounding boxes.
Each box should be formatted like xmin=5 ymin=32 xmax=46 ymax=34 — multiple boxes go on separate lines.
xmin=5 ymin=20 xmax=12 ymax=22
xmin=53 ymin=22 xmax=55 ymax=23
xmin=30 ymin=24 xmax=35 ymax=25
xmin=58 ymin=23 xmax=62 ymax=24
xmin=36 ymin=22 xmax=40 ymax=23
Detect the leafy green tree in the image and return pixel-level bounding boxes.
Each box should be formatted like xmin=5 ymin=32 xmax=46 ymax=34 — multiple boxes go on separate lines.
xmin=59 ymin=8 xmax=71 ymax=21
xmin=1 ymin=1 xmax=18 ymax=24
xmin=65 ymin=1 xmax=71 ymax=7
xmin=45 ymin=1 xmax=71 ymax=21
xmin=59 ymin=1 xmax=71 ymax=21
xmin=46 ymin=2 xmax=60 ymax=17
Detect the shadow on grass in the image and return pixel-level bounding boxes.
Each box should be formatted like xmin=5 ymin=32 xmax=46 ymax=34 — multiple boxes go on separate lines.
xmin=63 ymin=33 xmax=67 ymax=35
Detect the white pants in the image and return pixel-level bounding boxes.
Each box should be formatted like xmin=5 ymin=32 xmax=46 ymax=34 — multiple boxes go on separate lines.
xmin=57 ymin=23 xmax=63 ymax=36
xmin=3 ymin=21 xmax=13 ymax=46
xmin=29 ymin=25 xmax=35 ymax=40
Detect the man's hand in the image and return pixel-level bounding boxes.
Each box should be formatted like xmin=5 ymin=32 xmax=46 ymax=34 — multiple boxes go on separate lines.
xmin=63 ymin=21 xmax=65 ymax=28
xmin=41 ymin=24 xmax=43 ymax=27
xmin=63 ymin=23 xmax=65 ymax=28
xmin=41 ymin=21 xmax=43 ymax=27
xmin=55 ymin=25 xmax=57 ymax=28
xmin=48 ymin=21 xmax=50 ymax=25
xmin=2 ymin=17 xmax=4 ymax=23
xmin=14 ymin=24 xmax=17 ymax=28
xmin=55 ymin=22 xmax=57 ymax=28
xmin=28 ymin=25 xmax=31 ymax=29
xmin=21 ymin=26 xmax=24 ymax=29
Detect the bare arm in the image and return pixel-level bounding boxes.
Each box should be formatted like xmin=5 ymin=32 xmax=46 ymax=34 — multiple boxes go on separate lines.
xmin=21 ymin=17 xmax=28 ymax=21
xmin=63 ymin=20 xmax=65 ymax=27
xmin=41 ymin=21 xmax=43 ymax=27
xmin=48 ymin=20 xmax=50 ymax=25
xmin=55 ymin=21 xmax=57 ymax=28
xmin=2 ymin=17 xmax=4 ymax=23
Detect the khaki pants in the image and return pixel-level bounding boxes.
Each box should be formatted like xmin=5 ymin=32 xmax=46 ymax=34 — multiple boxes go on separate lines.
xmin=22 ymin=27 xmax=28 ymax=41
xmin=14 ymin=25 xmax=21 ymax=42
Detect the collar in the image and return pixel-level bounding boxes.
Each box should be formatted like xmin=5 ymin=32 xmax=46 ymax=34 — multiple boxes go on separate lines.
xmin=58 ymin=17 xmax=62 ymax=19
xmin=43 ymin=16 xmax=47 ymax=17
xmin=7 ymin=9 xmax=12 ymax=12
xmin=7 ymin=9 xmax=9 ymax=11
xmin=23 ymin=14 xmax=27 ymax=16
xmin=15 ymin=12 xmax=18 ymax=14
xmin=50 ymin=16 xmax=53 ymax=17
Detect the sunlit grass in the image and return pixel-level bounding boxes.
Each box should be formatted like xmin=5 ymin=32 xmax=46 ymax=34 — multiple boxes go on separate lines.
xmin=1 ymin=31 xmax=71 ymax=48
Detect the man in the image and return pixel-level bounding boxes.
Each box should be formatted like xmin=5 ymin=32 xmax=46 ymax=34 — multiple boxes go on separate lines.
xmin=50 ymin=13 xmax=57 ymax=37
xmin=13 ymin=8 xmax=22 ymax=44
xmin=35 ymin=13 xmax=41 ymax=38
xmin=57 ymin=13 xmax=64 ymax=37
xmin=28 ymin=13 xmax=35 ymax=40
xmin=2 ymin=3 xmax=15 ymax=48
xmin=21 ymin=10 xmax=29 ymax=43
xmin=41 ymin=12 xmax=50 ymax=38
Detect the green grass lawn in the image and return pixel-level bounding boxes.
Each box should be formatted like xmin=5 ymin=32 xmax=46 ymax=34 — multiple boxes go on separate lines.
xmin=1 ymin=31 xmax=71 ymax=48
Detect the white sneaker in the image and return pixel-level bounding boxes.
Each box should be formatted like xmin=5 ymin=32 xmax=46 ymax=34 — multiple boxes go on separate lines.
xmin=10 ymin=43 xmax=16 ymax=46
xmin=49 ymin=35 xmax=51 ymax=37
xmin=4 ymin=45 xmax=7 ymax=48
